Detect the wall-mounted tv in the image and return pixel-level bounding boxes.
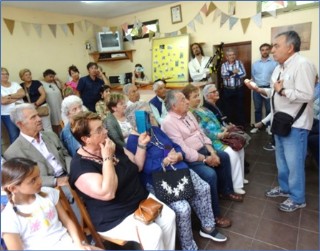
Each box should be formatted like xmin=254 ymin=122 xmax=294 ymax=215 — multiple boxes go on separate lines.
xmin=96 ymin=31 xmax=124 ymax=52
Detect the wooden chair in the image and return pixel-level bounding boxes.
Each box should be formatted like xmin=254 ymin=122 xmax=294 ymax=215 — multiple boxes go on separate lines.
xmin=57 ymin=185 xmax=128 ymax=248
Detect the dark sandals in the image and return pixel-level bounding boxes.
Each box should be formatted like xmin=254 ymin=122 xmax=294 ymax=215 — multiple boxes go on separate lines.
xmin=215 ymin=216 xmax=232 ymax=228
xmin=219 ymin=193 xmax=244 ymax=202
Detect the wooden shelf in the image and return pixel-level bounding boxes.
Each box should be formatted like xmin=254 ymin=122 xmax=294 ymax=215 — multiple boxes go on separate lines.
xmin=89 ymin=50 xmax=136 ymax=62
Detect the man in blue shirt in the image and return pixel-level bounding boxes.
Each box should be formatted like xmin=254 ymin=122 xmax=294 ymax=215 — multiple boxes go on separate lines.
xmin=77 ymin=62 xmax=106 ymax=112
xmin=251 ymin=43 xmax=277 ymax=131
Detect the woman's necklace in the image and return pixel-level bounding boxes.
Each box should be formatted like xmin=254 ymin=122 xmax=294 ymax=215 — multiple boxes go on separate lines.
xmin=81 ymin=147 xmax=102 ymax=160
xmin=150 ymin=128 xmax=165 ymax=150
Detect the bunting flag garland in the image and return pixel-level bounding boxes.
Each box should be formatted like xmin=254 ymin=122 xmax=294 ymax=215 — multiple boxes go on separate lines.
xmin=3 ymin=1 xmax=278 ymax=39
xmin=67 ymin=23 xmax=74 ymax=35
xmin=207 ymin=2 xmax=216 ymax=17
xmin=60 ymin=24 xmax=68 ymax=36
xmin=252 ymin=12 xmax=262 ymax=28
xmin=4 ymin=18 xmax=15 ymax=34
xmin=241 ymin=17 xmax=250 ymax=34
xmin=187 ymin=20 xmax=196 ymax=32
xmin=194 ymin=13 xmax=203 ymax=24
xmin=229 ymin=16 xmax=238 ymax=30
xmin=32 ymin=23 xmax=42 ymax=37
xmin=220 ymin=12 xmax=229 ymax=27
xmin=48 ymin=24 xmax=57 ymax=37
xmin=200 ymin=3 xmax=207 ymax=16
xmin=21 ymin=22 xmax=31 ymax=36
xmin=213 ymin=8 xmax=222 ymax=22
xmin=76 ymin=21 xmax=83 ymax=32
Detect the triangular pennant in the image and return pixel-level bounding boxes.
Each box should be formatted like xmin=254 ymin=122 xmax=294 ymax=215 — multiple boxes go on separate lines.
xmin=171 ymin=31 xmax=178 ymax=37
xmin=21 ymin=22 xmax=31 ymax=36
xmin=240 ymin=18 xmax=250 ymax=34
xmin=76 ymin=21 xmax=83 ymax=32
xmin=195 ymin=13 xmax=203 ymax=24
xmin=3 ymin=18 xmax=15 ymax=35
xmin=229 ymin=16 xmax=238 ymax=30
xmin=180 ymin=26 xmax=187 ymax=35
xmin=187 ymin=20 xmax=196 ymax=32
xmin=200 ymin=3 xmax=207 ymax=15
xmin=60 ymin=24 xmax=68 ymax=36
xmin=48 ymin=24 xmax=57 ymax=38
xmin=125 ymin=34 xmax=133 ymax=44
xmin=207 ymin=2 xmax=217 ymax=16
xmin=67 ymin=23 xmax=74 ymax=35
xmin=121 ymin=22 xmax=128 ymax=33
xmin=267 ymin=10 xmax=277 ymax=17
xmin=142 ymin=25 xmax=148 ymax=36
xmin=213 ymin=9 xmax=222 ymax=22
xmin=32 ymin=23 xmax=42 ymax=37
xmin=110 ymin=26 xmax=118 ymax=33
xmin=228 ymin=1 xmax=236 ymax=15
xmin=220 ymin=13 xmax=230 ymax=27
xmin=252 ymin=12 xmax=262 ymax=28
xmin=134 ymin=19 xmax=142 ymax=29
xmin=84 ymin=20 xmax=92 ymax=31
xmin=149 ymin=31 xmax=155 ymax=41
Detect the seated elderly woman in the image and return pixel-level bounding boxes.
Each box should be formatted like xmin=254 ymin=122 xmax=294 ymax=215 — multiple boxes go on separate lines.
xmin=104 ymin=93 xmax=132 ymax=147
xmin=69 ymin=111 xmax=176 ymax=250
xmin=125 ymin=102 xmax=228 ymax=250
xmin=182 ymin=84 xmax=248 ymax=195
xmin=60 ymin=95 xmax=86 ymax=156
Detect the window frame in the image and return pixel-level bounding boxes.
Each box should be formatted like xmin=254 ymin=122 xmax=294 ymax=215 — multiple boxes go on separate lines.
xmin=257 ymin=1 xmax=319 ymax=17
xmin=123 ymin=19 xmax=159 ymax=41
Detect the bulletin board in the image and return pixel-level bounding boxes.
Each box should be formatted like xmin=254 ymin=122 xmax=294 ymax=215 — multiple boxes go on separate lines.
xmin=152 ymin=35 xmax=189 ymax=82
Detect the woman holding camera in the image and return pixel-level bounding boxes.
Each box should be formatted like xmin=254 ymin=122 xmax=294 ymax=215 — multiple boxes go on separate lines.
xmin=132 ymin=64 xmax=152 ymax=86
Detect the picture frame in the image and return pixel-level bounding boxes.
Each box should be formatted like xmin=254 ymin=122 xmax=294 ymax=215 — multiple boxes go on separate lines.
xmin=171 ymin=5 xmax=182 ymax=24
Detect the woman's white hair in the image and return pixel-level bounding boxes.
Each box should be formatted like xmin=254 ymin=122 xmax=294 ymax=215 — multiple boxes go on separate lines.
xmin=202 ymin=84 xmax=217 ymax=100
xmin=125 ymin=101 xmax=150 ymax=128
xmin=61 ymin=95 xmax=84 ymax=124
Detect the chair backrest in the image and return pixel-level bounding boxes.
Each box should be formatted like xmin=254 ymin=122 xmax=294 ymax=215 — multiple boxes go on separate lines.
xmin=58 ymin=184 xmax=127 ymax=248
xmin=57 ymin=186 xmax=105 ymax=249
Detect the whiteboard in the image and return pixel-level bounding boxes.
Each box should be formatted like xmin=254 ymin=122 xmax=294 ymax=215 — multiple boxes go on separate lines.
xmin=152 ymin=35 xmax=189 ymax=82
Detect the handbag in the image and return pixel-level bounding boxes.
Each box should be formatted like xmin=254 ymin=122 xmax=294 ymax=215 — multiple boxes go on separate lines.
xmin=36 ymin=105 xmax=50 ymax=117
xmin=152 ymin=164 xmax=195 ymax=204
xmin=221 ymin=134 xmax=246 ymax=151
xmin=271 ymin=90 xmax=307 ymax=137
xmin=133 ymin=197 xmax=163 ymax=225
xmin=23 ymin=84 xmax=49 ymax=117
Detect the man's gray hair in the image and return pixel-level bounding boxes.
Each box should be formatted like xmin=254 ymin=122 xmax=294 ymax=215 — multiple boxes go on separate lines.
xmin=165 ymin=90 xmax=180 ymax=112
xmin=10 ymin=103 xmax=35 ymax=125
xmin=275 ymin=30 xmax=301 ymax=52
xmin=225 ymin=48 xmax=236 ymax=55
xmin=124 ymin=101 xmax=150 ymax=128
xmin=203 ymin=84 xmax=217 ymax=100
xmin=123 ymin=83 xmax=134 ymax=96
xmin=153 ymin=80 xmax=165 ymax=92
xmin=61 ymin=95 xmax=83 ymax=118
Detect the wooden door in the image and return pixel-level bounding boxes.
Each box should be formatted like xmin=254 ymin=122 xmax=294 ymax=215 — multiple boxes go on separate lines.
xmin=214 ymin=41 xmax=252 ymax=126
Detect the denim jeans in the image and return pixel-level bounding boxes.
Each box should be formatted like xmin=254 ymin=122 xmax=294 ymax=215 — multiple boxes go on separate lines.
xmin=253 ymin=91 xmax=270 ymax=123
xmin=274 ymin=128 xmax=309 ymax=204
xmin=1 ymin=115 xmax=19 ymax=144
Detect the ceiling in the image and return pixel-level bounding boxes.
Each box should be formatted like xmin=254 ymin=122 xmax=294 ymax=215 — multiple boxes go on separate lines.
xmin=2 ymin=1 xmax=177 ymax=19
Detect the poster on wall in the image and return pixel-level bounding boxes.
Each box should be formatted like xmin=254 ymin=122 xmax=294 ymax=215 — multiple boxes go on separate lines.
xmin=271 ymin=22 xmax=311 ymax=51
xmin=152 ymin=35 xmax=189 ymax=82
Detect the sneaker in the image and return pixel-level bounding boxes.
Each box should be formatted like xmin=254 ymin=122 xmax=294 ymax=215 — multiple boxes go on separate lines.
xmin=234 ymin=188 xmax=246 ymax=194
xmin=199 ymin=227 xmax=227 ymax=242
xmin=265 ymin=186 xmax=289 ymax=198
xmin=243 ymin=179 xmax=249 ymax=185
xmin=266 ymin=125 xmax=272 ymax=135
xmin=250 ymin=127 xmax=259 ymax=134
xmin=263 ymin=142 xmax=275 ymax=151
xmin=279 ymin=198 xmax=306 ymax=212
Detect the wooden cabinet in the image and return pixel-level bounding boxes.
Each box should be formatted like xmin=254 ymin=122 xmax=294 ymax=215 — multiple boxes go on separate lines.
xmin=89 ymin=50 xmax=136 ymax=62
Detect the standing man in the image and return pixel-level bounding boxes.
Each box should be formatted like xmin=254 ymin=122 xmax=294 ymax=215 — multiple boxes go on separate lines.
xmin=221 ymin=48 xmax=246 ymax=127
xmin=245 ymin=31 xmax=316 ymax=212
xmin=149 ymin=79 xmax=168 ymax=125
xmin=77 ymin=62 xmax=107 ymax=112
xmin=188 ymin=43 xmax=213 ymax=82
xmin=250 ymin=43 xmax=278 ymax=133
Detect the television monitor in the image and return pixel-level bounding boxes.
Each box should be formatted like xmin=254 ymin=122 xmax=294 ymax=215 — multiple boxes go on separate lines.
xmin=96 ymin=31 xmax=124 ymax=52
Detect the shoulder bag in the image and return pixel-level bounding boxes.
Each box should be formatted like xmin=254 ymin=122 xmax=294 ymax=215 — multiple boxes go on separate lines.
xmin=23 ymin=84 xmax=49 ymax=117
xmin=133 ymin=197 xmax=163 ymax=225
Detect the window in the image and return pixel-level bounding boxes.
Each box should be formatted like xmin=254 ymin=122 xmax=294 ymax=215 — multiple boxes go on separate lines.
xmin=124 ymin=19 xmax=159 ymax=41
xmin=257 ymin=1 xmax=319 ymax=16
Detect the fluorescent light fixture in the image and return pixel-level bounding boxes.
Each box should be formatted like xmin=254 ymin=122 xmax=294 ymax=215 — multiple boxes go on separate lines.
xmin=81 ymin=1 xmax=105 ymax=4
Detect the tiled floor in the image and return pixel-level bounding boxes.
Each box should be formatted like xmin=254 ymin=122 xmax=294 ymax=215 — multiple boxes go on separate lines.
xmin=191 ymin=130 xmax=319 ymax=250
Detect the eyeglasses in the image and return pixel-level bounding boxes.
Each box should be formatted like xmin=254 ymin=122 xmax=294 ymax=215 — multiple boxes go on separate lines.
xmin=209 ymin=90 xmax=218 ymax=94
xmin=90 ymin=126 xmax=107 ymax=136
